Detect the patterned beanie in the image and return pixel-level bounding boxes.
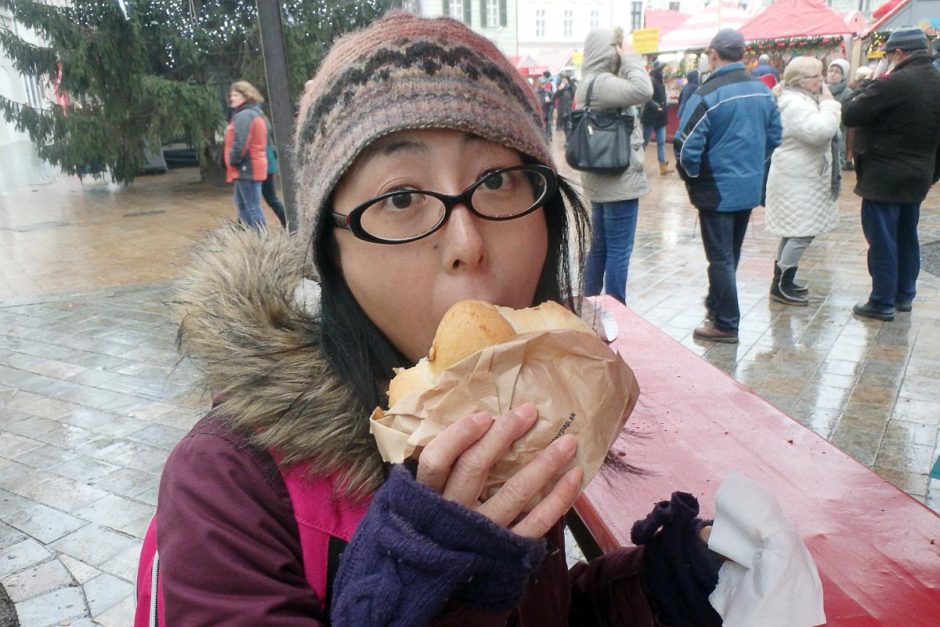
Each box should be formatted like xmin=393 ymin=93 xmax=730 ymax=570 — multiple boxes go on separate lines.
xmin=294 ymin=11 xmax=553 ymax=245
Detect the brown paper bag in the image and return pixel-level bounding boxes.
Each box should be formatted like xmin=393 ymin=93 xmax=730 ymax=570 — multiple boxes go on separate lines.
xmin=370 ymin=328 xmax=639 ymax=499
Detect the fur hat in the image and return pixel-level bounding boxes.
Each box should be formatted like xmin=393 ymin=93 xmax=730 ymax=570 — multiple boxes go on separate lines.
xmin=828 ymin=59 xmax=850 ymax=79
xmin=708 ymin=29 xmax=746 ymax=61
xmin=883 ymin=27 xmax=928 ymax=52
xmin=293 ymin=12 xmax=552 ymax=245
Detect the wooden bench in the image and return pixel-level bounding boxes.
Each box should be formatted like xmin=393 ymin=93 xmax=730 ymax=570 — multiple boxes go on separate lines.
xmin=573 ymin=297 xmax=940 ymax=626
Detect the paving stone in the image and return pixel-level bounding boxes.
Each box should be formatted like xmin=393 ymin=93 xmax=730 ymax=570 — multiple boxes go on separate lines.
xmin=21 ymin=474 xmax=110 ymax=512
xmin=126 ymin=423 xmax=187 ymax=450
xmin=0 ymin=488 xmax=30 ymax=517
xmin=1 ymin=391 xmax=73 ymax=420
xmin=87 ymin=467 xmax=158 ymax=500
xmin=49 ymin=524 xmax=137 ymax=567
xmin=48 ymin=455 xmax=121 ymax=483
xmin=1 ymin=414 xmax=59 ymax=439
xmin=83 ymin=572 xmax=135 ymax=617
xmin=0 ymin=537 xmax=51 ymax=578
xmin=0 ymin=557 xmax=74 ymax=602
xmin=92 ymin=592 xmax=135 ymax=627
xmin=98 ymin=543 xmax=143 ymax=583
xmin=13 ymin=585 xmax=87 ymax=626
xmin=874 ymin=440 xmax=936 ymax=475
xmin=3 ymin=503 xmax=87 ymax=544
xmin=0 ymin=521 xmax=27 ymax=551
xmin=58 ymin=554 xmax=100 ymax=585
xmin=74 ymin=493 xmax=153 ymax=530
xmin=0 ymin=431 xmax=43 ymax=458
xmin=10 ymin=443 xmax=78 ymax=469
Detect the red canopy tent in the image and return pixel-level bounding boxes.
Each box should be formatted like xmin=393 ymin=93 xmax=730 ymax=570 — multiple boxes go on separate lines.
xmin=507 ymin=55 xmax=549 ymax=77
xmin=739 ymin=0 xmax=853 ymax=40
xmin=644 ymin=8 xmax=691 ymax=37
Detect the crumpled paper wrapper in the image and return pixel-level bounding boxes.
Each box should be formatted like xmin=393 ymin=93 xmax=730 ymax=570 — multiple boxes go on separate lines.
xmin=708 ymin=471 xmax=826 ymax=627
xmin=370 ymin=328 xmax=639 ymax=499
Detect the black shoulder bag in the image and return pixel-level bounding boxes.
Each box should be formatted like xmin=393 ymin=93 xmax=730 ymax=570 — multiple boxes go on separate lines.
xmin=565 ymin=77 xmax=635 ymax=174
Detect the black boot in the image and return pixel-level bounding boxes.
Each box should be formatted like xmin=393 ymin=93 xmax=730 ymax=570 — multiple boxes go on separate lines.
xmin=785 ymin=265 xmax=808 ymax=295
xmin=771 ymin=265 xmax=808 ymax=306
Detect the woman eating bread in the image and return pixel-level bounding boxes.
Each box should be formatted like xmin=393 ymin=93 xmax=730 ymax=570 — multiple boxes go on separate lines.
xmin=136 ymin=12 xmax=723 ymax=626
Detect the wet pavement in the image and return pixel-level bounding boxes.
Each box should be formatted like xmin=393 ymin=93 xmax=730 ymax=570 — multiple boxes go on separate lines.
xmin=0 ymin=145 xmax=938 ymax=624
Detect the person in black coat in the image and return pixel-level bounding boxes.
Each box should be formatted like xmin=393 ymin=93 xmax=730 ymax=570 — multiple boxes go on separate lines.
xmin=842 ymin=27 xmax=940 ymax=321
xmin=677 ymin=70 xmax=699 ymax=115
xmin=553 ymin=75 xmax=574 ymax=142
xmin=641 ymin=61 xmax=673 ymax=175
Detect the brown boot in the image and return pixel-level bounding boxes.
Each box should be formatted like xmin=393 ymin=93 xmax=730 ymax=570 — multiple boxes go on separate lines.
xmin=659 ymin=161 xmax=674 ymax=175
xmin=693 ymin=323 xmax=739 ymax=344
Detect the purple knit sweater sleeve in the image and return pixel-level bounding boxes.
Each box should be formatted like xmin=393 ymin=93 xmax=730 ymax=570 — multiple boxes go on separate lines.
xmin=330 ymin=465 xmax=547 ymax=626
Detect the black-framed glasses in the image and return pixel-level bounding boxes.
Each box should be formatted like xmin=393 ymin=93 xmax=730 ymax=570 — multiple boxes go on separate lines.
xmin=331 ymin=164 xmax=558 ymax=244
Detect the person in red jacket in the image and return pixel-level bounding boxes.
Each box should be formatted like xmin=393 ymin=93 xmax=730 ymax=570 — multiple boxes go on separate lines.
xmin=137 ymin=13 xmax=723 ymax=626
xmin=224 ymin=80 xmax=268 ymax=229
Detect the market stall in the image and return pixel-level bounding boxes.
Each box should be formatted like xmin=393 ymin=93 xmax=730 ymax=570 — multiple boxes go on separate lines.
xmin=657 ymin=1 xmax=753 ymax=52
xmin=738 ymin=0 xmax=853 ymax=73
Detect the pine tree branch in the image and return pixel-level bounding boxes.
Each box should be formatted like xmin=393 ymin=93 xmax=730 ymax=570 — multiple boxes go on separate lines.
xmin=0 ymin=27 xmax=59 ymax=79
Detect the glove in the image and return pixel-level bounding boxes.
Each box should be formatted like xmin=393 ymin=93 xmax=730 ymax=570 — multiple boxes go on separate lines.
xmin=630 ymin=492 xmax=723 ymax=626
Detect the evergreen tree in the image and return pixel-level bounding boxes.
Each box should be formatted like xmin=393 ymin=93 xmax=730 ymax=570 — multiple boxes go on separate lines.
xmin=0 ymin=0 xmax=399 ymax=185
xmin=0 ymin=0 xmax=221 ymax=183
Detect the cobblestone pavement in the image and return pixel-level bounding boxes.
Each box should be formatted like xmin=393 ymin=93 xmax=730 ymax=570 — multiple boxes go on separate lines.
xmin=1 ymin=148 xmax=939 ymax=624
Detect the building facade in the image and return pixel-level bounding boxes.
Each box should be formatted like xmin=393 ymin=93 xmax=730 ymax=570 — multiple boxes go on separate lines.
xmin=419 ymin=0 xmax=521 ymax=56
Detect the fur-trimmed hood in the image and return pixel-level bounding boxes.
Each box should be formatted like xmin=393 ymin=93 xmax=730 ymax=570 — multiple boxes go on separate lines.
xmin=174 ymin=226 xmax=385 ymax=498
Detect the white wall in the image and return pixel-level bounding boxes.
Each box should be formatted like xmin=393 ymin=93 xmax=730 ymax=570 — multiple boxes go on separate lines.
xmin=420 ymin=0 xmax=520 ymax=57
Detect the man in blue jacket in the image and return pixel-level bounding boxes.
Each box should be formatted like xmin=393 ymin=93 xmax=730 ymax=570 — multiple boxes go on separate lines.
xmin=674 ymin=29 xmax=782 ymax=343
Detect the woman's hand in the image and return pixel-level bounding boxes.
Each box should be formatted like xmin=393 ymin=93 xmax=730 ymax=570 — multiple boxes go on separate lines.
xmin=820 ymin=83 xmax=834 ymax=101
xmin=416 ymin=402 xmax=583 ymax=539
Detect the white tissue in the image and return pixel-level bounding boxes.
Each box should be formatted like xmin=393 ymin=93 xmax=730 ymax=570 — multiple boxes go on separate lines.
xmin=707 ymin=471 xmax=826 ymax=627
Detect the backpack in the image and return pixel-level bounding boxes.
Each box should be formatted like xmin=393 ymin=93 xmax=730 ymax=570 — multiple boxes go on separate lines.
xmin=135 ymin=460 xmax=370 ymax=626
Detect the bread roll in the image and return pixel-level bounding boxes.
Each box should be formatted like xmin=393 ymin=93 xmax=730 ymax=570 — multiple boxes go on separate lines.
xmin=387 ymin=300 xmax=593 ymax=406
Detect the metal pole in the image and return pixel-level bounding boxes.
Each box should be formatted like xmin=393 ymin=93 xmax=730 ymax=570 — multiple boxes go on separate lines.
xmin=255 ymin=0 xmax=298 ymax=232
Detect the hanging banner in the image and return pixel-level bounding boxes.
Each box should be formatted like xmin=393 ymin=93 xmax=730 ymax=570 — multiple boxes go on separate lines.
xmin=632 ymin=28 xmax=661 ymax=53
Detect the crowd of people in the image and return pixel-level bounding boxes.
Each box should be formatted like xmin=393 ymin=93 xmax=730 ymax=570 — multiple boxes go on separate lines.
xmin=136 ymin=14 xmax=939 ymax=624
xmin=578 ymin=26 xmax=940 ymax=343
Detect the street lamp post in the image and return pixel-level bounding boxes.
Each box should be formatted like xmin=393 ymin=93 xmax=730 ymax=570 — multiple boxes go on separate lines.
xmin=255 ymin=0 xmax=298 ymax=232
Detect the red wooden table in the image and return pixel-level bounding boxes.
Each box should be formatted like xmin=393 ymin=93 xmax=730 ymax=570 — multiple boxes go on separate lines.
xmin=575 ymin=297 xmax=940 ymax=626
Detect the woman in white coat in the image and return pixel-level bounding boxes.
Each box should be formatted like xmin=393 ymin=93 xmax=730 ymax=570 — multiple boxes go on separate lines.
xmin=765 ymin=57 xmax=842 ymax=306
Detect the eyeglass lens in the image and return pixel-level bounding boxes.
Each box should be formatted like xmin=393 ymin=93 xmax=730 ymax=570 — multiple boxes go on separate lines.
xmin=358 ymin=167 xmax=549 ymax=242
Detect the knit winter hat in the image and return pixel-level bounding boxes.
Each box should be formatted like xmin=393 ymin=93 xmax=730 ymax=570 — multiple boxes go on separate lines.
xmin=828 ymin=59 xmax=850 ymax=79
xmin=883 ymin=27 xmax=929 ymax=52
xmin=293 ymin=12 xmax=552 ymax=245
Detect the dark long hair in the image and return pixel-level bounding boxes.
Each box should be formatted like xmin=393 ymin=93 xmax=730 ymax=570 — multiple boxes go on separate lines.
xmin=312 ymin=166 xmax=589 ymax=411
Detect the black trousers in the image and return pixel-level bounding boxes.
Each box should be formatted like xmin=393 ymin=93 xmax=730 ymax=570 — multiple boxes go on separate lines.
xmin=699 ymin=209 xmax=752 ymax=332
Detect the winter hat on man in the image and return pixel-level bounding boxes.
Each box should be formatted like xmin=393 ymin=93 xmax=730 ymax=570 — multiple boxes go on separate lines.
xmin=828 ymin=59 xmax=850 ymax=79
xmin=293 ymin=12 xmax=552 ymax=245
xmin=708 ymin=29 xmax=746 ymax=61
xmin=883 ymin=27 xmax=929 ymax=52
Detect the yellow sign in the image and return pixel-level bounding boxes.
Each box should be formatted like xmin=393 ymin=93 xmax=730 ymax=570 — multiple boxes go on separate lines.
xmin=632 ymin=28 xmax=661 ymax=54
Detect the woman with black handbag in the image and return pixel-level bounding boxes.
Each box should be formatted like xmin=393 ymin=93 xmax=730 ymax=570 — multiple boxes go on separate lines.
xmin=574 ymin=28 xmax=653 ymax=304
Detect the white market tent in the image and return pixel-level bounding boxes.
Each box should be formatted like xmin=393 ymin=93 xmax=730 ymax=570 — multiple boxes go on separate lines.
xmin=657 ymin=2 xmax=755 ymax=51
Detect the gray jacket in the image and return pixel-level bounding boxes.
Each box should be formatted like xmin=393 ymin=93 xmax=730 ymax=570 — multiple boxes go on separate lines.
xmin=574 ymin=29 xmax=653 ymax=203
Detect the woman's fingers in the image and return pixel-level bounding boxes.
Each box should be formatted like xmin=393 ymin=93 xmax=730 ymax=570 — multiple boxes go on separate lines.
xmin=439 ymin=403 xmax=539 ymax=505
xmin=512 ymin=465 xmax=583 ymax=539
xmin=416 ymin=412 xmax=493 ymax=494
xmin=477 ymin=433 xmax=580 ymax=534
